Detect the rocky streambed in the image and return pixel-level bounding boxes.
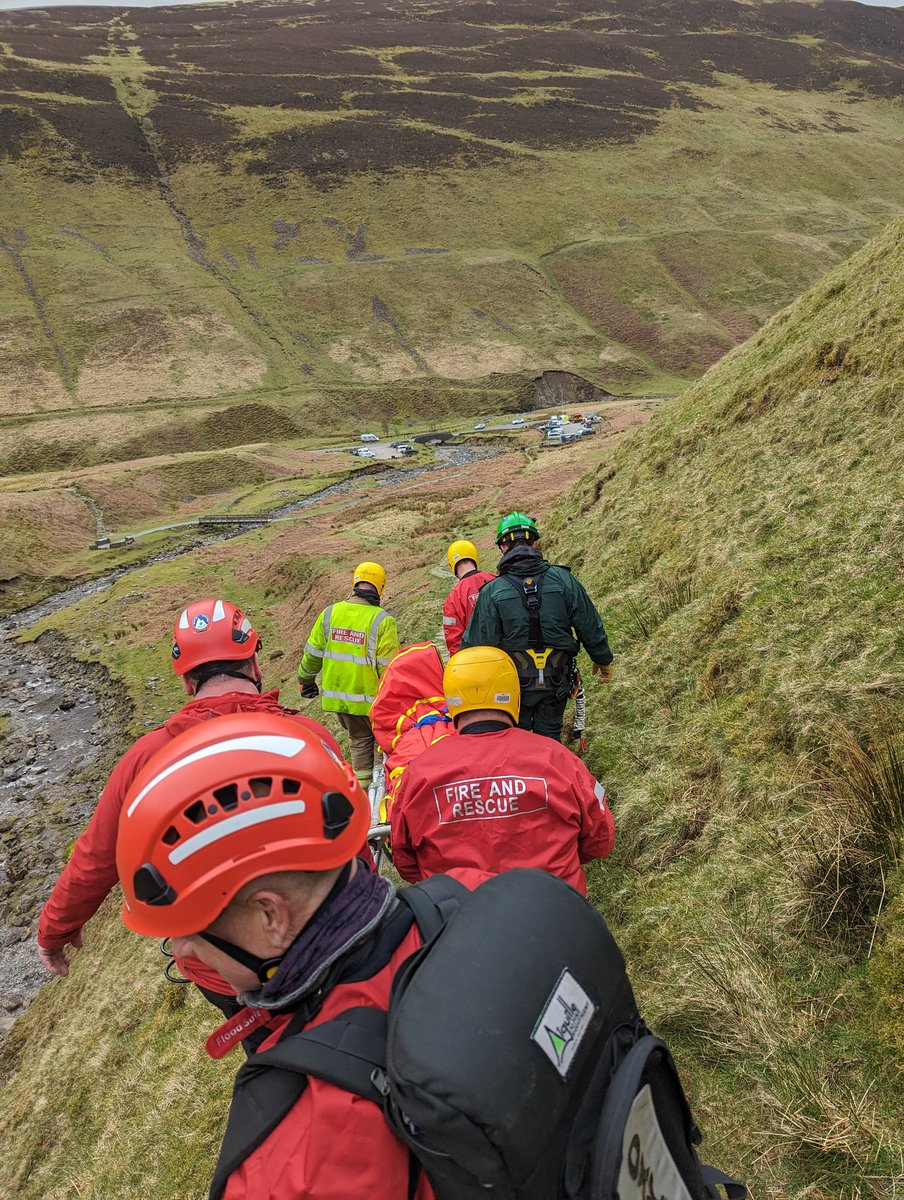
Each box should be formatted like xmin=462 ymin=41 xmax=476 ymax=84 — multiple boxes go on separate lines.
xmin=0 ymin=437 xmax=506 ymax=1039
xmin=0 ymin=630 xmax=131 ymax=1037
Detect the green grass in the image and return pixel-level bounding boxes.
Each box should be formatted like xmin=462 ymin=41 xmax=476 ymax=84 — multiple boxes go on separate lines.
xmin=547 ymin=216 xmax=904 ymax=1194
xmin=2 ymin=11 xmax=904 ymax=459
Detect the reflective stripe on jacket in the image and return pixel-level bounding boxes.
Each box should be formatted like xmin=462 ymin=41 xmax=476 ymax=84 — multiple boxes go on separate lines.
xmin=441 ymin=570 xmax=496 ymax=655
xmin=390 ymin=726 xmax=614 ymax=894
xmin=299 ymin=596 xmax=400 ymax=715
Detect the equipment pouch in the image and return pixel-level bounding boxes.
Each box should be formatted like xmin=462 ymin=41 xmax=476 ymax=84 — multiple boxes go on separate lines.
xmin=509 ymin=648 xmax=573 ymax=702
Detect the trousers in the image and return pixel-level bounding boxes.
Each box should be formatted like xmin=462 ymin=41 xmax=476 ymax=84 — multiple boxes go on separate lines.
xmin=337 ymin=711 xmax=379 ymax=782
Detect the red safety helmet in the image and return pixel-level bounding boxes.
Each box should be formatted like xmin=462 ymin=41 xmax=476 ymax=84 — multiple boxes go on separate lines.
xmin=171 ymin=599 xmax=260 ymax=675
xmin=117 ymin=712 xmax=369 ymax=937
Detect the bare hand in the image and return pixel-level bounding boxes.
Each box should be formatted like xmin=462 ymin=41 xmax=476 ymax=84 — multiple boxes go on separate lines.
xmin=591 ymin=663 xmax=613 ymax=683
xmin=37 ymin=931 xmax=83 ymax=977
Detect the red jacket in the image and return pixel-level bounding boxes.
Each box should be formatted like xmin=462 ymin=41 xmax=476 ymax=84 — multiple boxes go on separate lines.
xmin=222 ymin=868 xmax=489 ymax=1200
xmin=390 ymin=726 xmax=614 ymax=894
xmin=442 ymin=569 xmax=496 ymax=655
xmin=37 ymin=692 xmax=342 ymax=992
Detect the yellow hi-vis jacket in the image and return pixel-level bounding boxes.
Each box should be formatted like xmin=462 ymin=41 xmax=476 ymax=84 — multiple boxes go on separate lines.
xmin=299 ymin=595 xmax=400 ymax=715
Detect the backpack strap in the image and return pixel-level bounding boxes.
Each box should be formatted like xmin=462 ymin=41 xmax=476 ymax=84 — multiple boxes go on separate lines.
xmin=701 ymin=1163 xmax=748 ymax=1200
xmin=209 ymin=1008 xmax=390 ymax=1200
xmin=502 ymin=573 xmax=545 ymax=651
xmin=209 ymin=879 xmax=468 ymax=1200
xmin=397 ymin=873 xmax=469 ymax=942
xmin=589 ymin=1034 xmax=709 ymax=1200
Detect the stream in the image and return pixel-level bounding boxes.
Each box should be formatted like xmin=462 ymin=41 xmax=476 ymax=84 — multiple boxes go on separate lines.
xmin=0 ymin=439 xmax=502 ymax=1036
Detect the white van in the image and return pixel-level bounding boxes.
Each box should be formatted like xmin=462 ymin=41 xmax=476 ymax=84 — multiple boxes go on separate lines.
xmin=360 ymin=433 xmax=380 ymax=442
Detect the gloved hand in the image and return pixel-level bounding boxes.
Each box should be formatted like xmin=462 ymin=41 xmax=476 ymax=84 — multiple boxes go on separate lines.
xmin=591 ymin=662 xmax=613 ymax=683
xmin=299 ymin=679 xmax=320 ymax=699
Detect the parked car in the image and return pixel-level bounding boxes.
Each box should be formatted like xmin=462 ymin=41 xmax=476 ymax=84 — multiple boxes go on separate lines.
xmin=360 ymin=433 xmax=380 ymax=442
xmin=352 ymin=447 xmax=376 ymax=458
xmin=512 ymin=417 xmax=525 ymax=426
xmin=398 ymin=446 xmax=417 ymax=456
xmin=474 ymin=422 xmax=486 ymax=430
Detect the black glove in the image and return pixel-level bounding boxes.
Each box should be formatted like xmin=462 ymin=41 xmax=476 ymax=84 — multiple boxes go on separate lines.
xmin=300 ymin=680 xmax=319 ymax=699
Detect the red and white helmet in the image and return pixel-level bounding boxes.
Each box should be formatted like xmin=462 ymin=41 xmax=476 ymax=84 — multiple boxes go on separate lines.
xmin=117 ymin=712 xmax=369 ymax=937
xmin=171 ymin=599 xmax=260 ymax=675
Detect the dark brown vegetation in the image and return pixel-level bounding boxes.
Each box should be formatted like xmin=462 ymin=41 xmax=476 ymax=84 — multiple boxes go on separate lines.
xmin=1 ymin=0 xmax=902 ymax=184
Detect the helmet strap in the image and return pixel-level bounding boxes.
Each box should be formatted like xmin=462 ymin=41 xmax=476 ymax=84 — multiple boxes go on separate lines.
xmin=195 ymin=862 xmax=353 ymax=986
xmin=196 ymin=931 xmax=284 ymax=984
xmin=352 ymin=585 xmax=381 ymax=606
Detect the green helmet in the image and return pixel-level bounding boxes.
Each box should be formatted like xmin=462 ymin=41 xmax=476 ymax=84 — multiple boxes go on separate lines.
xmin=495 ymin=511 xmax=539 ymax=546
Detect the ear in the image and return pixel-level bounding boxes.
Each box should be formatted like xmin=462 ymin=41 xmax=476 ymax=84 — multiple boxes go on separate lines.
xmin=182 ymin=675 xmax=196 ymax=696
xmin=250 ymin=652 xmax=263 ymax=684
xmin=245 ymin=890 xmax=295 ymax=953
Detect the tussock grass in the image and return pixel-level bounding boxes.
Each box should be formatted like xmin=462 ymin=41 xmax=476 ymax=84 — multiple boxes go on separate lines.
xmin=566 ymin=217 xmax=904 ymax=1195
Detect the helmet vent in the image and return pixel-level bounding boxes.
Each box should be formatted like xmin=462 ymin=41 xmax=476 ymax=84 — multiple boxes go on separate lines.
xmin=184 ymin=800 xmax=208 ymax=825
xmin=162 ymin=826 xmax=181 ymax=846
xmin=321 ymin=791 xmax=354 ymax=840
xmin=249 ymin=778 xmax=272 ymax=799
xmin=282 ymin=779 xmax=301 ymax=795
xmin=214 ymin=783 xmax=240 ymax=811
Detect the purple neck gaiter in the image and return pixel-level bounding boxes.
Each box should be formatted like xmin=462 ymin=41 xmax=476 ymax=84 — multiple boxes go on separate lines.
xmin=239 ymin=860 xmax=395 ymax=1011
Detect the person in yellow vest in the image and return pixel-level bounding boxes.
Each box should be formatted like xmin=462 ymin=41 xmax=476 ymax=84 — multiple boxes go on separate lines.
xmin=298 ymin=562 xmax=400 ymax=786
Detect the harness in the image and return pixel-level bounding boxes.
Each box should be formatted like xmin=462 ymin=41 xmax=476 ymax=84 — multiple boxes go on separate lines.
xmin=503 ymin=572 xmax=573 ymax=701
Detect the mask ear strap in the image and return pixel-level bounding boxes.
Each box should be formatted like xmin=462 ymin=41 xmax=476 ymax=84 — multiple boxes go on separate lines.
xmin=196 ymin=931 xmax=282 ymax=984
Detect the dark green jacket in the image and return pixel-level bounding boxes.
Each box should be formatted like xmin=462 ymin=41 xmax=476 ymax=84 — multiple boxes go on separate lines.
xmin=461 ymin=544 xmax=613 ymax=665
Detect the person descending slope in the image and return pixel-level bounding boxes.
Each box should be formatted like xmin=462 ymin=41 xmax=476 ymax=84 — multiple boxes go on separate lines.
xmin=36 ymin=599 xmax=343 ymax=1025
xmin=117 ymin=714 xmax=745 ymax=1200
xmin=116 ymin=711 xmax=468 ymax=1199
xmin=441 ymin=539 xmax=496 ymax=655
xmin=461 ymin=512 xmax=613 ymax=741
xmin=389 ymin=646 xmax=614 ymax=893
xmin=297 ymin=561 xmax=400 ymax=789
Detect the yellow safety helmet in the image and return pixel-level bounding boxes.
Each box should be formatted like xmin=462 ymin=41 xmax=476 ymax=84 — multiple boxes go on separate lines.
xmin=443 ymin=646 xmax=520 ymax=724
xmin=447 ymin=539 xmax=479 ymax=573
xmin=352 ymin=561 xmax=387 ymax=597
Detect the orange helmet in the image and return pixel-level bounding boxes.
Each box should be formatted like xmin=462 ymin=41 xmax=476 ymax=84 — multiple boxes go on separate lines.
xmin=117 ymin=712 xmax=369 ymax=937
xmin=171 ymin=599 xmax=260 ymax=675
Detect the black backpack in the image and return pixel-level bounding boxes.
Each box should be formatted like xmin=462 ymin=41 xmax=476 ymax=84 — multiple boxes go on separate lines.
xmin=210 ymin=870 xmax=746 ymax=1200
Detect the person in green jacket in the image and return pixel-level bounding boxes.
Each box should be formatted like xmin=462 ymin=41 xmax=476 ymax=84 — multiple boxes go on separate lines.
xmin=298 ymin=561 xmax=400 ymax=785
xmin=460 ymin=512 xmax=612 ymax=741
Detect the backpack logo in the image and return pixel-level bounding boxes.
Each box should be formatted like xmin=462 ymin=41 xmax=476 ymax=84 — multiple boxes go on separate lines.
xmin=531 ymin=969 xmax=595 ymax=1078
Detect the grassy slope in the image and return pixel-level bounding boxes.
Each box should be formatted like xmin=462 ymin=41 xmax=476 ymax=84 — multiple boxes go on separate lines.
xmin=1 ymin=0 xmax=904 ymax=468
xmin=547 ymin=217 xmax=904 ymax=1194
xmin=0 ymin=211 xmax=900 ymax=1193
xmin=0 ymin=432 xmax=625 ymax=1198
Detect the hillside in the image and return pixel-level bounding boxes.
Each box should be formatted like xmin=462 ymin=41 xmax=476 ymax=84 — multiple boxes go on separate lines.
xmin=547 ymin=213 xmax=904 ymax=1194
xmin=0 ymin=217 xmax=900 ymax=1196
xmin=2 ymin=0 xmax=904 ymax=469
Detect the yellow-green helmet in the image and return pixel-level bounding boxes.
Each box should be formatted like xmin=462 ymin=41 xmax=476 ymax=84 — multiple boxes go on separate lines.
xmin=443 ymin=647 xmax=520 ymax=723
xmin=352 ymin=561 xmax=387 ymax=597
